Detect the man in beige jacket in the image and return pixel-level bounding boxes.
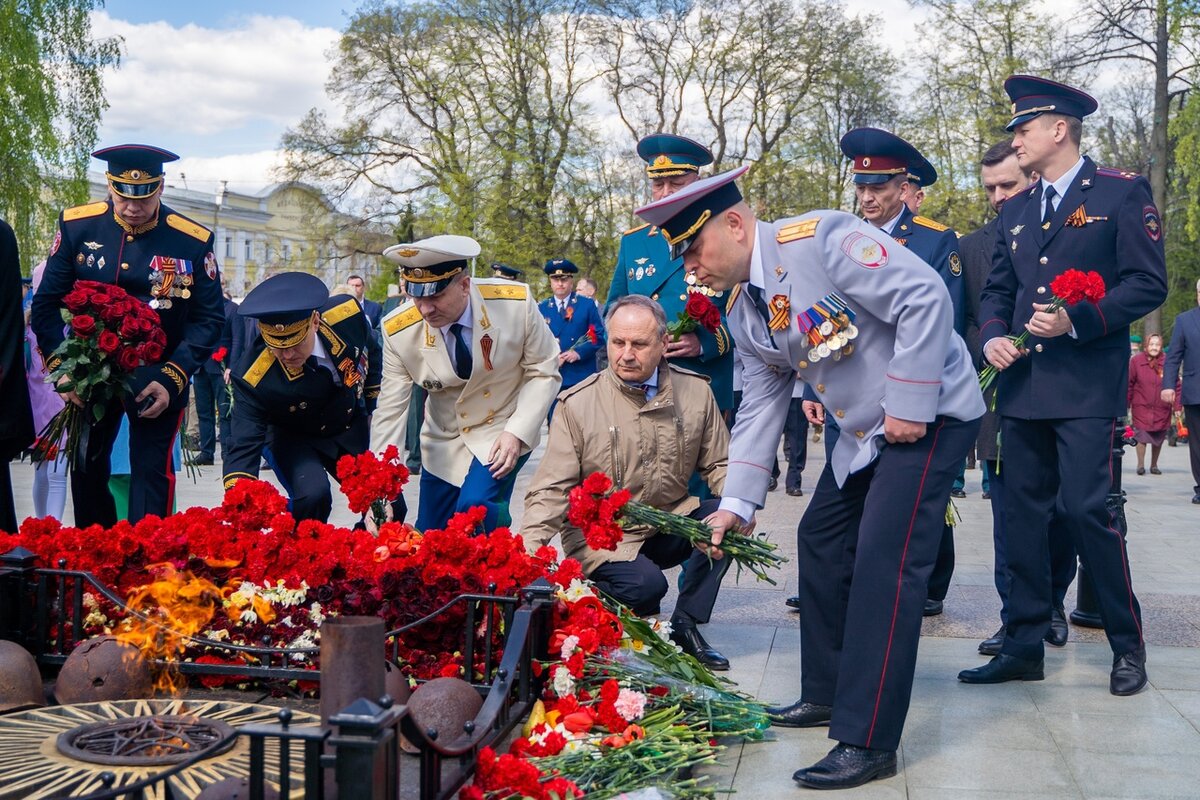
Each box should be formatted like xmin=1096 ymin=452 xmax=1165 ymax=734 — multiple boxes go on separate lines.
xmin=373 ymin=235 xmax=561 ymax=532
xmin=522 ymin=295 xmax=732 ymax=669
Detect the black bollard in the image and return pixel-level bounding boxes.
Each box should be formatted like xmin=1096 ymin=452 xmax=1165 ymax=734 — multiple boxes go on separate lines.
xmin=1070 ymin=419 xmax=1127 ymax=628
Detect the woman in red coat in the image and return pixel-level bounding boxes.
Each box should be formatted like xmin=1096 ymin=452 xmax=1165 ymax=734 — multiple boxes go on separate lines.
xmin=1128 ymin=333 xmax=1174 ymax=474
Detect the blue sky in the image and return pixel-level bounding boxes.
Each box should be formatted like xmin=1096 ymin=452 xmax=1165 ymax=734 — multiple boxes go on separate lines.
xmin=102 ymin=0 xmax=358 ymax=31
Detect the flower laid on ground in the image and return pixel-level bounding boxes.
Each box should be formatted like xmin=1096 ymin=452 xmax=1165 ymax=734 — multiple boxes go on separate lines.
xmin=210 ymin=346 xmax=235 ymax=415
xmin=32 ymin=280 xmax=167 ymax=470
xmin=336 ymin=445 xmax=410 ymax=532
xmin=667 ymin=292 xmax=722 ymax=341
xmin=567 ymin=471 xmax=787 ymax=583
xmin=979 ymin=269 xmax=1107 ymax=393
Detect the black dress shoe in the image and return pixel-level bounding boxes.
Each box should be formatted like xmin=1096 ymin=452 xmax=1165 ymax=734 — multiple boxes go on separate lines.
xmin=1192 ymin=493 xmax=1200 ymax=505
xmin=195 ymin=455 xmax=215 ymax=466
xmin=1045 ymin=606 xmax=1068 ymax=647
xmin=1110 ymin=648 xmax=1148 ymax=696
xmin=670 ymin=623 xmax=729 ymax=671
xmin=978 ymin=626 xmax=1004 ymax=656
xmin=950 ymin=488 xmax=967 ymax=498
xmin=958 ymin=654 xmax=1044 ymax=684
xmin=981 ymin=491 xmax=991 ymax=500
xmin=785 ymin=595 xmax=802 ymax=610
xmin=768 ymin=477 xmax=779 ymax=491
xmin=792 ymin=743 xmax=897 ymax=790
xmin=923 ymin=598 xmax=943 ymax=616
xmin=766 ymin=699 xmax=831 ymax=728
xmin=787 ymin=486 xmax=803 ymax=496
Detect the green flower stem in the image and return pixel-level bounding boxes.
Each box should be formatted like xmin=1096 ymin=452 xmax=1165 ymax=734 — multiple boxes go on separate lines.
xmin=978 ymin=297 xmax=1065 ymax=392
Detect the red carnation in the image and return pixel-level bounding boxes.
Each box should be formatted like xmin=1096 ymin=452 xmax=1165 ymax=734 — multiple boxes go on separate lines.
xmin=586 ymin=324 xmax=598 ymax=345
xmin=97 ymin=330 xmax=121 ymax=354
xmin=212 ymin=346 xmax=229 ymax=363
xmin=70 ymin=314 xmax=97 ymax=336
xmin=1049 ymin=269 xmax=1108 ymax=306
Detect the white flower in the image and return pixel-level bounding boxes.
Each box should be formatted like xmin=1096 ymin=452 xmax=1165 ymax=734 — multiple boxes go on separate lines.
xmin=614 ymin=688 xmax=647 ymax=721
xmin=561 ymin=579 xmax=596 ymax=602
xmin=552 ymin=664 xmax=575 ymax=697
xmin=559 ymin=634 xmax=580 ymax=660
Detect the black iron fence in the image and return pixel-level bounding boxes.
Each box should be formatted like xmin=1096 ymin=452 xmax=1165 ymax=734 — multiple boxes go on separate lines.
xmin=0 ymin=547 xmax=555 ymax=799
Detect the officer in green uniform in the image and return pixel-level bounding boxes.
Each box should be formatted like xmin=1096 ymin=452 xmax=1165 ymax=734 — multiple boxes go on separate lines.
xmin=606 ymin=134 xmax=735 ymax=413
xmin=222 ymin=272 xmax=384 ymax=523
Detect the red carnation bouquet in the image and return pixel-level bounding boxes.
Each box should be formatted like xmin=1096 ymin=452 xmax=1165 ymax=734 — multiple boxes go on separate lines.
xmin=979 ymin=269 xmax=1107 ymax=393
xmin=210 ymin=346 xmax=234 ymax=415
xmin=567 ymin=324 xmax=599 ymax=353
xmin=336 ymin=445 xmax=411 ymax=533
xmin=33 ymin=280 xmax=167 ymax=470
xmin=567 ymin=471 xmax=786 ymax=583
xmin=667 ymin=292 xmax=721 ymax=341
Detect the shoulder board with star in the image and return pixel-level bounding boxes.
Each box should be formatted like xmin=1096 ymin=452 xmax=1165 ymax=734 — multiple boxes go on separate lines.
xmin=913 ymin=216 xmax=950 ymax=232
xmin=777 ymin=218 xmax=819 ymax=244
xmin=243 ymin=348 xmax=276 ymax=388
xmin=478 ymin=283 xmax=528 ymax=300
xmin=1095 ymin=166 xmax=1140 ymax=181
xmin=63 ymin=201 xmax=108 ymax=222
xmin=322 ymin=296 xmax=361 ymax=326
xmin=623 ymin=222 xmax=650 ymax=236
xmin=383 ymin=305 xmax=422 ymax=336
xmin=166 ymin=213 xmax=212 ymax=242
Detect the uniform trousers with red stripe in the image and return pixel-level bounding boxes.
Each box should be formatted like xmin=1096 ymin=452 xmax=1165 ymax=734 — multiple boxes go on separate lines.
xmin=796 ymin=414 xmax=978 ymax=752
xmin=70 ymin=391 xmax=186 ymax=528
xmin=999 ymin=416 xmax=1143 ymax=662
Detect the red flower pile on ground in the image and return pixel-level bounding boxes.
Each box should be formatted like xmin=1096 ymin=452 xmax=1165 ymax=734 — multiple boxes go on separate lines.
xmin=566 ymin=472 xmax=630 ymax=551
xmin=34 ymin=280 xmax=167 ymax=466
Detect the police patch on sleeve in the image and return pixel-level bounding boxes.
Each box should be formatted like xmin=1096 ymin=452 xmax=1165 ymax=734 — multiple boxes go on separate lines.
xmin=1143 ymin=206 xmax=1162 ymax=242
xmin=840 ymin=232 xmax=889 ymax=269
xmin=949 ymin=252 xmax=962 ymax=276
xmin=205 ymin=251 xmax=219 ymax=280
xmin=49 ymin=230 xmax=61 ymax=257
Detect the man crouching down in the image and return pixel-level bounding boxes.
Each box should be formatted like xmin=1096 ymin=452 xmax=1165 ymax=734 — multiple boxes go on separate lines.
xmin=521 ymin=295 xmax=733 ymax=670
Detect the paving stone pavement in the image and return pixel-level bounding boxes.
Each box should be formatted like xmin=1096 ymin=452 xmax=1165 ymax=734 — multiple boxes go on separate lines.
xmin=7 ymin=428 xmax=1199 ymax=798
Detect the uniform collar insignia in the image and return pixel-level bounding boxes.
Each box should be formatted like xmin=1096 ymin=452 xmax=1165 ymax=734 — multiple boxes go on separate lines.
xmin=774 ymin=264 xmax=785 ymax=278
xmin=1081 ymin=178 xmax=1092 ymax=187
xmin=1010 ymin=224 xmax=1024 ymax=236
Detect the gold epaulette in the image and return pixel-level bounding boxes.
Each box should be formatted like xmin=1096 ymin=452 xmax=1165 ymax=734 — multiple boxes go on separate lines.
xmin=726 ymin=284 xmax=743 ymax=314
xmin=623 ymin=222 xmax=650 ymax=236
xmin=166 ymin=214 xmax=211 ymax=242
xmin=478 ymin=283 xmax=527 ymax=300
xmin=243 ymin=349 xmax=275 ymax=388
xmin=777 ymin=218 xmax=819 ymax=244
xmin=913 ymin=216 xmax=950 ymax=232
xmin=63 ymin=202 xmax=108 ymax=222
xmin=322 ymin=297 xmax=361 ymax=326
xmin=383 ymin=306 xmax=422 ymax=336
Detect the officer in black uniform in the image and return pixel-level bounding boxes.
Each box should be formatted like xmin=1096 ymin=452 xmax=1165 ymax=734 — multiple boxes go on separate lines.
xmin=31 ymin=144 xmax=225 ymax=527
xmin=222 ymin=272 xmax=385 ymax=523
xmin=960 ymin=76 xmax=1167 ymax=695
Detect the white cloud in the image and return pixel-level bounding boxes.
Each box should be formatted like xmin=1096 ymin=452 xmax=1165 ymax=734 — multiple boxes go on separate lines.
xmin=164 ymin=150 xmax=290 ymax=197
xmin=91 ymin=11 xmax=340 ymax=138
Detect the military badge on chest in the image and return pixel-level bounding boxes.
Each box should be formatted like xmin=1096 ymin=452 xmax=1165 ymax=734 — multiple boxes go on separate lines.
xmin=148 ymin=255 xmax=194 ymax=309
xmin=797 ymin=292 xmax=858 ymax=364
xmin=684 ymin=271 xmax=723 ymax=298
xmin=337 ymin=356 xmax=364 ymax=398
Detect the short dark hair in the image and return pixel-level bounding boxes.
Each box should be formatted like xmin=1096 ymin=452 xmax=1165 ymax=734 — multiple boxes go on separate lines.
xmin=1043 ymin=113 xmax=1083 ymax=147
xmin=981 ymin=141 xmax=1017 ymax=167
xmin=348 ymin=274 xmax=364 ymax=283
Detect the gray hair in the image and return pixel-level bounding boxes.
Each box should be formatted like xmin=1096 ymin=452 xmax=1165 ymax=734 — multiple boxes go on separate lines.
xmin=605 ymin=294 xmax=668 ymax=336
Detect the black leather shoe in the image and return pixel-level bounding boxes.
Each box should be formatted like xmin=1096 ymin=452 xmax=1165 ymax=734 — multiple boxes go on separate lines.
xmin=195 ymin=455 xmax=215 ymax=466
xmin=766 ymin=699 xmax=831 ymax=728
xmin=981 ymin=491 xmax=991 ymax=500
xmin=793 ymin=743 xmax=897 ymax=790
xmin=1110 ymin=648 xmax=1148 ymax=696
xmin=785 ymin=595 xmax=801 ymax=610
xmin=670 ymin=623 xmax=729 ymax=671
xmin=923 ymin=598 xmax=943 ymax=616
xmin=787 ymin=486 xmax=803 ymax=496
xmin=950 ymin=488 xmax=967 ymax=498
xmin=1045 ymin=606 xmax=1068 ymax=647
xmin=958 ymin=654 xmax=1044 ymax=684
xmin=1192 ymin=493 xmax=1200 ymax=505
xmin=768 ymin=477 xmax=779 ymax=491
xmin=978 ymin=626 xmax=1004 ymax=656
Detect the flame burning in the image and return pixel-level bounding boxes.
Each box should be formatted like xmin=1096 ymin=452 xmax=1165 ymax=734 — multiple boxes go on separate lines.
xmin=116 ymin=564 xmax=222 ymax=696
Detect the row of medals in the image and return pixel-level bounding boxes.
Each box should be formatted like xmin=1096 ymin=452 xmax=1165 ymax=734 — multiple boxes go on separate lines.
xmin=801 ymin=294 xmax=859 ymax=363
xmin=149 ymin=271 xmax=193 ymax=310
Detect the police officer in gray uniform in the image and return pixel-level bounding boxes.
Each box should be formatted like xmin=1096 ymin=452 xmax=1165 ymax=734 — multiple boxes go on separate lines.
xmin=636 ymin=167 xmax=984 ymax=790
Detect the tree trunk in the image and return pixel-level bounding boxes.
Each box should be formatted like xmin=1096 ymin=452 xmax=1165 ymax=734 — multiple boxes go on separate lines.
xmin=1145 ymin=0 xmax=1170 ymax=336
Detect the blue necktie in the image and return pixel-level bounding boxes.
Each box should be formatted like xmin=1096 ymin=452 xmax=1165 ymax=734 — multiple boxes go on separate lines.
xmin=450 ymin=323 xmax=472 ymax=380
xmin=1042 ymin=185 xmax=1057 ymax=226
